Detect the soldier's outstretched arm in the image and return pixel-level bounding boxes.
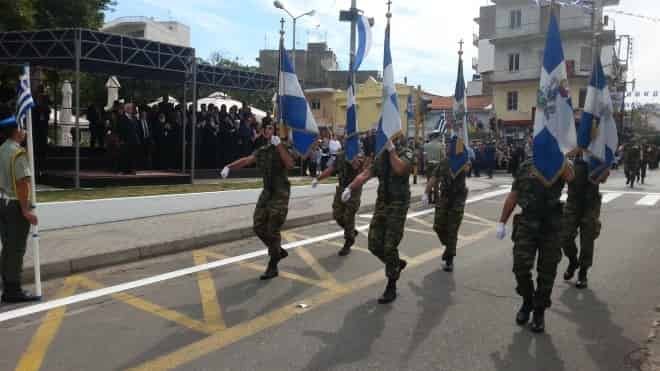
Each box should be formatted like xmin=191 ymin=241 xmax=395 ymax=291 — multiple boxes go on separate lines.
xmin=276 ymin=143 xmax=295 ymax=170
xmin=226 ymin=155 xmax=256 ymax=171
xmin=347 ymin=168 xmax=373 ymax=192
xmin=389 ymin=149 xmax=411 ymax=176
xmin=316 ymin=164 xmax=336 ymax=182
xmin=499 ymin=191 xmax=518 ymax=225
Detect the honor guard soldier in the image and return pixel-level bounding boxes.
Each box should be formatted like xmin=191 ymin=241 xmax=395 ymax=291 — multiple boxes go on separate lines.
xmin=221 ymin=121 xmax=295 ymax=280
xmin=423 ymin=131 xmax=444 ymax=204
xmin=623 ymin=140 xmax=640 ymax=188
xmin=343 ymin=138 xmax=413 ymax=304
xmin=0 ymin=112 xmax=41 ymax=303
xmin=313 ymin=151 xmax=368 ymax=256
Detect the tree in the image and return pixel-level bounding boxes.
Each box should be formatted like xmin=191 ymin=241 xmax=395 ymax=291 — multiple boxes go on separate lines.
xmin=0 ymin=0 xmax=115 ymax=31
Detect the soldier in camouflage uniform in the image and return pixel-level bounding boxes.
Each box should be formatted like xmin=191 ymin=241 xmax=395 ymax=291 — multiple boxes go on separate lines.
xmin=343 ymin=138 xmax=414 ymax=304
xmin=423 ymin=145 xmax=468 ymax=272
xmin=423 ymin=132 xmax=445 ymax=204
xmin=221 ymin=122 xmax=295 ymax=280
xmin=560 ymin=155 xmax=608 ymax=289
xmin=623 ymin=141 xmax=640 ymax=188
xmin=496 ymin=160 xmax=574 ymax=333
xmin=313 ymin=151 xmax=367 ymax=256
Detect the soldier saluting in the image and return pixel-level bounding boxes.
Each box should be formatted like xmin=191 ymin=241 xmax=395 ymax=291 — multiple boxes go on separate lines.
xmin=221 ymin=121 xmax=295 ymax=280
xmin=0 ymin=110 xmax=40 ymax=303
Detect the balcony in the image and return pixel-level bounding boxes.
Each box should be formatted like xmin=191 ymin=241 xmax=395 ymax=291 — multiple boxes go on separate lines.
xmin=490 ymin=67 xmax=541 ymax=83
xmin=472 ymin=57 xmax=479 ymax=72
xmin=493 ymin=15 xmax=592 ymax=42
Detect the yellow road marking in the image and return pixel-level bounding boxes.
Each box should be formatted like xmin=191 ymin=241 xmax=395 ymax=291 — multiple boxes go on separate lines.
xmin=404 ymin=227 xmax=437 ymax=236
xmin=463 ymin=212 xmax=497 ymax=226
xmin=410 ymin=216 xmax=434 ymax=228
xmin=128 ymin=227 xmax=492 ymax=371
xmin=283 ymin=232 xmax=345 ymax=291
xmin=193 ymin=251 xmax=226 ymax=329
xmin=199 ymin=250 xmax=338 ymax=291
xmin=76 ymin=276 xmax=220 ymax=334
xmin=15 ymin=277 xmax=80 ymax=371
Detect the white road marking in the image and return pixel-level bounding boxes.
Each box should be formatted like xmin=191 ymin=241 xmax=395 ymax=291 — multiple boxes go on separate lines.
xmin=636 ymin=195 xmax=660 ymax=206
xmin=602 ymin=192 xmax=624 ymax=204
xmin=0 ymin=187 xmax=510 ymax=324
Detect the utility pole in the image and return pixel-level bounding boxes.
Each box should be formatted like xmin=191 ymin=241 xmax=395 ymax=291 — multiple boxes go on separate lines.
xmin=413 ymin=85 xmax=422 ymax=185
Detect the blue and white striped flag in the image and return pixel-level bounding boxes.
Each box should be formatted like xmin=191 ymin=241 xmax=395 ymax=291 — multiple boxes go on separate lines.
xmin=16 ymin=64 xmax=35 ymax=129
xmin=448 ymin=51 xmax=470 ymax=177
xmin=374 ymin=20 xmax=402 ymax=155
xmin=577 ymin=57 xmax=618 ymax=183
xmin=279 ymin=39 xmax=319 ymax=154
xmin=532 ymin=13 xmax=577 ymax=185
xmin=345 ymin=15 xmax=373 ymax=161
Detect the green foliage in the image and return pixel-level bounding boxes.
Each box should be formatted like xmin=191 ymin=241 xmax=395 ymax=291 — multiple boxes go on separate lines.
xmin=0 ymin=0 xmax=115 ymax=31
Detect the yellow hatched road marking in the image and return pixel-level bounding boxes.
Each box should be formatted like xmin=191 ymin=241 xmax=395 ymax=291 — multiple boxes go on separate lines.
xmin=283 ymin=232 xmax=345 ymax=291
xmin=193 ymin=251 xmax=226 ymax=330
xmin=127 ymin=227 xmax=492 ymax=371
xmin=410 ymin=216 xmax=434 ymax=228
xmin=15 ymin=277 xmax=80 ymax=371
xmin=463 ymin=212 xmax=497 ymax=226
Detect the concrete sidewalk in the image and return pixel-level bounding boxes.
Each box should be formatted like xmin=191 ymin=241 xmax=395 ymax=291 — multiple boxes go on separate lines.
xmin=23 ymin=179 xmax=497 ymax=282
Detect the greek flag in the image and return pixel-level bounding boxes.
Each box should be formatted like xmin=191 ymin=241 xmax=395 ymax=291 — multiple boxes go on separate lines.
xmin=374 ymin=20 xmax=402 ymax=155
xmin=448 ymin=51 xmax=469 ymax=177
xmin=345 ymin=15 xmax=373 ymax=161
xmin=532 ymin=14 xmax=577 ymax=185
xmin=577 ymin=57 xmax=618 ymax=183
xmin=17 ymin=64 xmax=35 ymax=129
xmin=279 ymin=40 xmax=319 ymax=154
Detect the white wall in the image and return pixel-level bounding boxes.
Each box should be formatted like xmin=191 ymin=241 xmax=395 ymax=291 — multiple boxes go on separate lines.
xmin=478 ymin=39 xmax=495 ymax=73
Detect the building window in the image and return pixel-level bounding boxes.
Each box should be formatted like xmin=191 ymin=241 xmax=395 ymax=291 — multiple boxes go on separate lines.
xmin=507 ymin=91 xmax=519 ymax=111
xmin=579 ymin=88 xmax=587 ymax=109
xmin=310 ymin=99 xmax=321 ymax=110
xmin=509 ymin=9 xmax=522 ymax=29
xmin=508 ymin=53 xmax=520 ymax=72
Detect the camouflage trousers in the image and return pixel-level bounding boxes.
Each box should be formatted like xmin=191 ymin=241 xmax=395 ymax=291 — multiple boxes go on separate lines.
xmin=512 ymin=209 xmax=563 ymax=309
xmin=333 ymin=186 xmax=361 ymax=242
xmin=433 ymin=189 xmax=468 ymax=260
xmin=560 ymin=193 xmax=602 ymax=270
xmin=368 ymin=197 xmax=409 ymax=279
xmin=426 ymin=163 xmax=439 ymax=203
xmin=253 ymin=187 xmax=290 ymax=259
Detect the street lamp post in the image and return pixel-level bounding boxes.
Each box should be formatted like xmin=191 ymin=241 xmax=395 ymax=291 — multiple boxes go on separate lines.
xmin=273 ymin=1 xmax=315 ymax=74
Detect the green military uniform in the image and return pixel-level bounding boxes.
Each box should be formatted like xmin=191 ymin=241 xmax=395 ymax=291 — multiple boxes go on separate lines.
xmin=368 ymin=144 xmax=414 ymax=279
xmin=560 ymin=159 xmax=601 ymax=275
xmin=623 ymin=142 xmax=640 ymax=187
xmin=0 ymin=139 xmax=32 ymax=292
xmin=252 ymin=143 xmax=293 ymax=259
xmin=424 ymin=139 xmax=444 ymax=203
xmin=511 ymin=160 xmax=565 ymax=310
xmin=331 ymin=152 xmax=361 ymax=245
xmin=432 ymin=157 xmax=468 ymax=262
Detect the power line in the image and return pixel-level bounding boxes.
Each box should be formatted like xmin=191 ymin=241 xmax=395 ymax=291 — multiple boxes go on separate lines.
xmin=604 ymin=9 xmax=660 ymax=24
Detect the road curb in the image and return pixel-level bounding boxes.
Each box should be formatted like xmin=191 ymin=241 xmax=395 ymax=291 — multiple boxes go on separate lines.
xmin=21 ymin=194 xmax=425 ymax=284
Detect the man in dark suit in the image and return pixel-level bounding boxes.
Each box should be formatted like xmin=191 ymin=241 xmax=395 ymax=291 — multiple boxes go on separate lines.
xmin=137 ymin=106 xmax=153 ymax=170
xmin=118 ymin=103 xmax=140 ymax=175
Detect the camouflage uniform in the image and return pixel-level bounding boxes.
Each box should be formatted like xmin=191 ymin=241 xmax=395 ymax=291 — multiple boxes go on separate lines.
xmin=432 ymin=158 xmax=468 ymax=261
xmin=424 ymin=140 xmax=444 ymax=203
xmin=368 ymin=145 xmax=414 ymax=279
xmin=332 ymin=152 xmax=362 ymax=244
xmin=560 ymin=160 xmax=601 ymax=271
xmin=511 ymin=160 xmax=565 ymax=309
xmin=253 ymin=144 xmax=293 ymax=259
xmin=623 ymin=142 xmax=640 ymax=187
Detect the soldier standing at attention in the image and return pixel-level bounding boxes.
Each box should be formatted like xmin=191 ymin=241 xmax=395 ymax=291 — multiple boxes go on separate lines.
xmin=312 ymin=151 xmax=367 ymax=256
xmin=496 ymin=160 xmax=575 ymax=332
xmin=342 ymin=138 xmax=413 ymax=304
xmin=560 ymin=153 xmax=609 ymax=289
xmin=422 ymin=138 xmax=468 ymax=272
xmin=0 ymin=112 xmax=41 ymax=303
xmin=220 ymin=122 xmax=295 ymax=280
xmin=423 ymin=131 xmax=444 ymax=204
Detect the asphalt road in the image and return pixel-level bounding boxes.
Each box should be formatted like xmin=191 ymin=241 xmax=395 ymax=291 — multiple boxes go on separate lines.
xmin=1 ymin=170 xmax=659 ymax=371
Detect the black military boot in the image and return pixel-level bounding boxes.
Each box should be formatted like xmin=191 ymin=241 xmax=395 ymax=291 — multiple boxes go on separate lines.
xmin=563 ymin=259 xmax=579 ymax=281
xmin=443 ymin=256 xmax=454 ymax=272
xmin=378 ymin=278 xmax=397 ymax=304
xmin=515 ymin=298 xmax=533 ymax=325
xmin=260 ymin=259 xmax=280 ymax=280
xmin=530 ymin=309 xmax=546 ymax=333
xmin=1 ymin=283 xmax=41 ymax=304
xmin=338 ymin=230 xmax=358 ymax=257
xmin=575 ymin=269 xmax=588 ymax=289
xmin=279 ymin=248 xmax=289 ymax=261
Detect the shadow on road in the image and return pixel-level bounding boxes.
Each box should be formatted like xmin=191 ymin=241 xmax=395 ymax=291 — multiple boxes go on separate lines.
xmin=303 ymin=299 xmax=392 ymax=371
xmin=490 ymin=329 xmax=566 ymax=371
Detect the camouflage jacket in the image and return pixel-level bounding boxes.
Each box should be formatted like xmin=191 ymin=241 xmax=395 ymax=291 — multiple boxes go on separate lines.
xmin=433 ymin=158 xmax=467 ymax=196
xmin=333 ymin=152 xmax=361 ymax=190
xmin=370 ymin=144 xmax=414 ymax=202
xmin=567 ymin=160 xmax=600 ymax=203
xmin=512 ymin=160 xmax=565 ymax=215
xmin=254 ymin=143 xmax=292 ymax=191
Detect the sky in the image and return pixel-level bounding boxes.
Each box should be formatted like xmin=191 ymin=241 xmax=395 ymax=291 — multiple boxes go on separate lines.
xmin=105 ymin=0 xmax=660 ymax=98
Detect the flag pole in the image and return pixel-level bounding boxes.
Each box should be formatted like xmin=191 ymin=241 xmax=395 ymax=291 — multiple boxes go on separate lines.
xmin=23 ymin=64 xmax=42 ymax=297
xmin=278 ymin=18 xmax=286 ymax=138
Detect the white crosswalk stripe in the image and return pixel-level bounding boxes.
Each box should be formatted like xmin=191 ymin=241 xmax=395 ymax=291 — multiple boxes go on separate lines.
xmin=602 ymin=192 xmax=624 ymax=204
xmin=635 ymin=195 xmax=660 ymax=206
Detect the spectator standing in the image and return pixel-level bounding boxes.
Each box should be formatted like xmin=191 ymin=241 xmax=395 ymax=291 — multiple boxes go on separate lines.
xmin=33 ymin=93 xmax=51 ymax=175
xmin=87 ymin=103 xmax=103 ymax=149
xmin=117 ymin=103 xmax=140 ymax=175
xmin=137 ymin=107 xmax=153 ymax=169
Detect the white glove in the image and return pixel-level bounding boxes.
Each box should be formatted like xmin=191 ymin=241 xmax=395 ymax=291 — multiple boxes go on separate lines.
xmin=270 ymin=135 xmax=281 ymax=146
xmin=341 ymin=188 xmax=352 ymax=202
xmin=220 ymin=166 xmax=230 ymax=179
xmin=385 ymin=139 xmax=395 ymax=152
xmin=311 ymin=178 xmax=319 ymax=188
xmin=496 ymin=222 xmax=507 ymax=240
xmin=421 ymin=193 xmax=430 ymax=208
